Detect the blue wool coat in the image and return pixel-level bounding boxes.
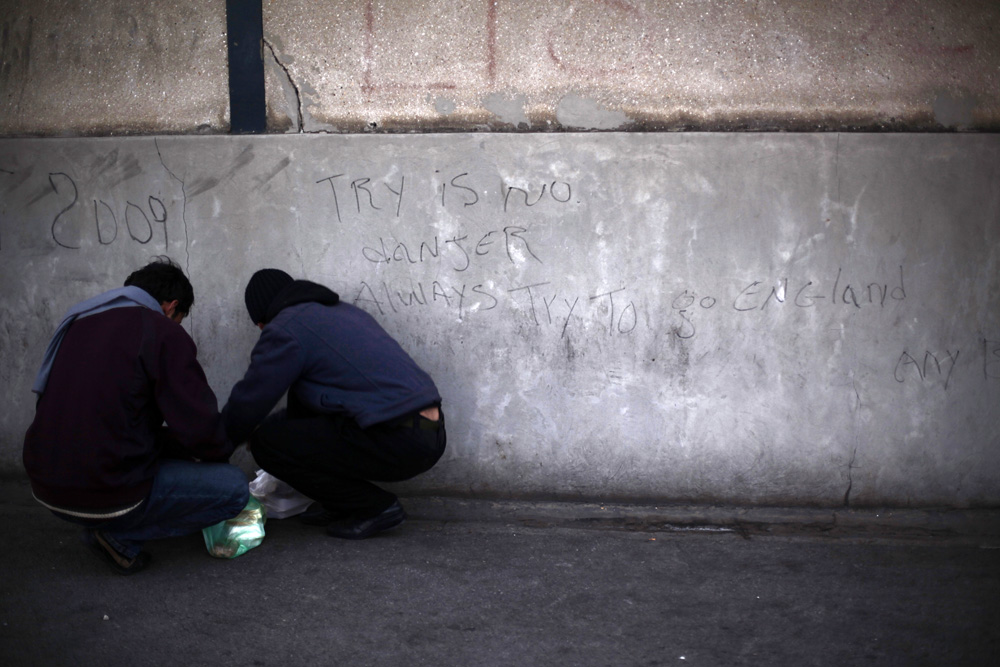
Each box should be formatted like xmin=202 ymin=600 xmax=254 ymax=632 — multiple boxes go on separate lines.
xmin=223 ymin=281 xmax=440 ymax=443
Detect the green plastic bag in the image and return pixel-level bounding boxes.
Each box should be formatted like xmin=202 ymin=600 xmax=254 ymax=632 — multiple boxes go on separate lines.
xmin=202 ymin=496 xmax=267 ymax=559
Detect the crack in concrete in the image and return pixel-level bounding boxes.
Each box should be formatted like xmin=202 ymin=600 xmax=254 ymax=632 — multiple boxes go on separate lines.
xmin=263 ymin=38 xmax=303 ymax=132
xmin=843 ymin=446 xmax=859 ymax=507
xmin=153 ymin=138 xmax=191 ymax=276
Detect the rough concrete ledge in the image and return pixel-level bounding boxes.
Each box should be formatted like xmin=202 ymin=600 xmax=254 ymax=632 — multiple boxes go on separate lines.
xmin=4 ymin=1 xmax=999 ymax=137
xmin=403 ymin=496 xmax=1000 ymax=547
xmin=3 ymin=475 xmax=999 ymax=546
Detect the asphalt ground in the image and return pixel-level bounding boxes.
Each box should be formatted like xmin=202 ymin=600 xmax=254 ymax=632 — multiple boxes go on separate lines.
xmin=1 ymin=477 xmax=998 ymax=666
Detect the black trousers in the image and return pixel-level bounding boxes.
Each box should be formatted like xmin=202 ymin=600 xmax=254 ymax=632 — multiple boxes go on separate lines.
xmin=249 ymin=400 xmax=446 ymax=516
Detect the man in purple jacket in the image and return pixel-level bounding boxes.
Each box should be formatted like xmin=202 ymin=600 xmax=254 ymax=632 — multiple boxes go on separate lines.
xmin=223 ymin=268 xmax=446 ymax=540
xmin=23 ymin=258 xmax=248 ymax=575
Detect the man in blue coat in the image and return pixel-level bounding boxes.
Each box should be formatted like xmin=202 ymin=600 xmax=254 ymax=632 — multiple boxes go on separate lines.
xmin=224 ymin=269 xmax=446 ymax=539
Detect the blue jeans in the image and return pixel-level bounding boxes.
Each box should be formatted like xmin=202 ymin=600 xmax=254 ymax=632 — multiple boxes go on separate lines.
xmin=63 ymin=460 xmax=249 ymax=559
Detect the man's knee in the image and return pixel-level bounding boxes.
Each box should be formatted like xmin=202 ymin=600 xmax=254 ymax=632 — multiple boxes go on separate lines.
xmin=214 ymin=464 xmax=250 ymax=513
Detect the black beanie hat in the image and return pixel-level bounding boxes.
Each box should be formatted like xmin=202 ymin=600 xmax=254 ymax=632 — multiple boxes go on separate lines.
xmin=245 ymin=269 xmax=294 ymax=324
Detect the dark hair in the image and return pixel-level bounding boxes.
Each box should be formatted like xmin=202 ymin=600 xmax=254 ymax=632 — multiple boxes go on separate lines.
xmin=124 ymin=256 xmax=195 ymax=314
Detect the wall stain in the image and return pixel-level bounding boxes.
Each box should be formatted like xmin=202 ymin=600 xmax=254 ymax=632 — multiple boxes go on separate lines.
xmin=254 ymin=156 xmax=291 ymax=190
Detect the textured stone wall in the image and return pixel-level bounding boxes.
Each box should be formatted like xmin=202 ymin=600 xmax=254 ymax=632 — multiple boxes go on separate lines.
xmin=2 ymin=0 xmax=998 ymax=136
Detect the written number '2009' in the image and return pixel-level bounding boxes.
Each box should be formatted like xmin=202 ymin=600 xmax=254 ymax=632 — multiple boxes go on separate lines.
xmin=47 ymin=172 xmax=169 ymax=250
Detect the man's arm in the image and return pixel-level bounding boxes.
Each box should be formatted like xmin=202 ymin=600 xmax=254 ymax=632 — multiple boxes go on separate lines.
xmin=151 ymin=322 xmax=234 ymax=462
xmin=222 ymin=324 xmax=306 ymax=445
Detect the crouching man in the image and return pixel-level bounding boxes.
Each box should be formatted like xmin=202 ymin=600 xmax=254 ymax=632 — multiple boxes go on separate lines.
xmin=223 ymin=269 xmax=446 ymax=539
xmin=23 ymin=258 xmax=248 ymax=575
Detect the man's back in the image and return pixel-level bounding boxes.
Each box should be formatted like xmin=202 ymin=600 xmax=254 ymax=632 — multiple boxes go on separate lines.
xmin=275 ymin=300 xmax=439 ymax=427
xmin=23 ymin=307 xmax=226 ymax=512
xmin=224 ymin=285 xmax=441 ymax=443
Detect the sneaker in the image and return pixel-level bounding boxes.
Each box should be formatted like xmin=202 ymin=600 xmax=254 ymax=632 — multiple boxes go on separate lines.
xmin=326 ymin=500 xmax=406 ymax=539
xmin=85 ymin=530 xmax=151 ymax=575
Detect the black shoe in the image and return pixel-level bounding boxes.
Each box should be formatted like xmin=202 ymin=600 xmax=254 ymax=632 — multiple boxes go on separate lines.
xmin=85 ymin=530 xmax=151 ymax=575
xmin=326 ymin=501 xmax=406 ymax=539
xmin=299 ymin=501 xmax=356 ymax=526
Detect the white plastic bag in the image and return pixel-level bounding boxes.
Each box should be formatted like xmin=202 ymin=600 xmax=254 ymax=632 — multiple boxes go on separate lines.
xmin=248 ymin=470 xmax=314 ymax=519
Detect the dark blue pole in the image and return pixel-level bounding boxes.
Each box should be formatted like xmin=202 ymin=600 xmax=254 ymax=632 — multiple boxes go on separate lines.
xmin=226 ymin=0 xmax=266 ymax=133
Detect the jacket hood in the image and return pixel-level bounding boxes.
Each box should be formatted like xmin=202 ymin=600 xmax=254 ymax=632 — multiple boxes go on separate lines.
xmin=264 ymin=280 xmax=340 ymax=323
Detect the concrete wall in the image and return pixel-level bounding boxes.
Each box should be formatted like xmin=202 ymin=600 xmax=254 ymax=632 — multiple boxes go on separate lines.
xmin=1 ymin=1 xmax=998 ymax=135
xmin=2 ymin=133 xmax=998 ymax=508
xmin=1 ymin=2 xmax=998 ymax=508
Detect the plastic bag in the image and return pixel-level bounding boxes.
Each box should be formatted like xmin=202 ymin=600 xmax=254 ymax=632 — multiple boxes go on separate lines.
xmin=202 ymin=496 xmax=266 ymax=559
xmin=248 ymin=469 xmax=313 ymax=519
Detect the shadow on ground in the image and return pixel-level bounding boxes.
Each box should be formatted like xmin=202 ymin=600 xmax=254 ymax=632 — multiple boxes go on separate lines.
xmin=1 ymin=478 xmax=998 ymax=666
